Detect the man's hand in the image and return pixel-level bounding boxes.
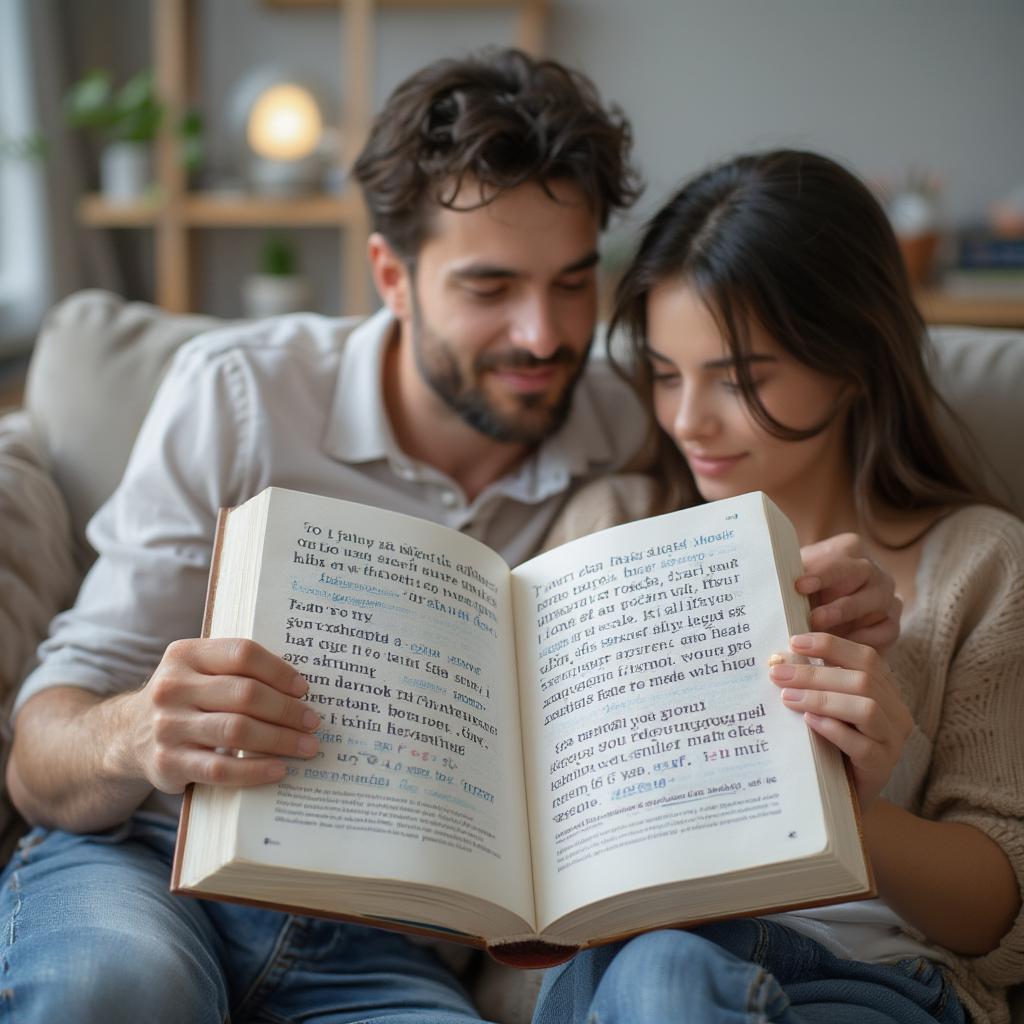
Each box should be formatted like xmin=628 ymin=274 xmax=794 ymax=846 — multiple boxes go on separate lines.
xmin=119 ymin=637 xmax=321 ymax=793
xmin=797 ymin=533 xmax=901 ymax=651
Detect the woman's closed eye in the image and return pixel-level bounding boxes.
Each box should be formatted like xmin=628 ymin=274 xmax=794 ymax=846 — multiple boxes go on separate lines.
xmin=650 ymin=367 xmax=680 ymax=387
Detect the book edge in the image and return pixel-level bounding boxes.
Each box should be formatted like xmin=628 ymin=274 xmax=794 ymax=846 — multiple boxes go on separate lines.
xmin=171 ymin=505 xmax=231 ymax=893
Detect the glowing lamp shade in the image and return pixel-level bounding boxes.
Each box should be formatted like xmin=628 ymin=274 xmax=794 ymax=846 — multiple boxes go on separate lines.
xmin=246 ymin=83 xmax=323 ymax=162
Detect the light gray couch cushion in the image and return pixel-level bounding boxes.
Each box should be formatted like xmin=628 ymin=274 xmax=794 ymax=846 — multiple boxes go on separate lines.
xmin=928 ymin=325 xmax=1024 ymax=516
xmin=23 ymin=290 xmax=229 ymax=566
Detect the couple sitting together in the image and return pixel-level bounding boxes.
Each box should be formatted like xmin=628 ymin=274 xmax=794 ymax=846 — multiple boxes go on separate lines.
xmin=3 ymin=46 xmax=1022 ymax=1024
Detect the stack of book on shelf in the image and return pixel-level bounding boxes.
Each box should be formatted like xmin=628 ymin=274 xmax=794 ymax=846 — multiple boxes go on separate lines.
xmin=942 ymin=230 xmax=1024 ymax=297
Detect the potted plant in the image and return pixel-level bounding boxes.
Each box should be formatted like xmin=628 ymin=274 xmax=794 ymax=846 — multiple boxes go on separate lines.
xmin=242 ymin=236 xmax=311 ymax=318
xmin=64 ymin=69 xmax=163 ymax=202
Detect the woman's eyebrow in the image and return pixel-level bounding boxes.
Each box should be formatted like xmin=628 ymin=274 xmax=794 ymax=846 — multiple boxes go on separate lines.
xmin=643 ymin=346 xmax=778 ymax=369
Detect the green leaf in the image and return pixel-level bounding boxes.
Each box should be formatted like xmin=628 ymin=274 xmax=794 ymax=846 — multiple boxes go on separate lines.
xmin=64 ymin=69 xmax=116 ymax=130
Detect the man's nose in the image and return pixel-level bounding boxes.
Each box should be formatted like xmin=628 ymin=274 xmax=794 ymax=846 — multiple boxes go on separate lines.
xmin=509 ymin=295 xmax=561 ymax=359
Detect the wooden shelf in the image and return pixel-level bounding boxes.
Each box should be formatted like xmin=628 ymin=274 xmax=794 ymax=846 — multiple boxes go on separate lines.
xmin=79 ymin=194 xmax=163 ymax=227
xmin=79 ymin=0 xmax=547 ymax=313
xmin=80 ymin=192 xmax=363 ymax=228
xmin=185 ymin=192 xmax=361 ymax=226
xmin=915 ymin=288 xmax=1024 ymax=329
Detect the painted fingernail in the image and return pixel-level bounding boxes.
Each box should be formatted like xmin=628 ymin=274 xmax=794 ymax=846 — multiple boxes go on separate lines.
xmin=791 ymin=634 xmax=814 ymax=649
xmin=781 ymin=688 xmax=804 ymax=702
xmin=298 ymin=735 xmax=318 ymax=756
xmin=302 ymin=710 xmax=321 ymax=731
xmin=771 ymin=664 xmax=796 ymax=681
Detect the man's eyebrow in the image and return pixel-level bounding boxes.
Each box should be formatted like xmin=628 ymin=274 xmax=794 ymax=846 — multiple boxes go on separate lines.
xmin=448 ymin=250 xmax=600 ymax=283
xmin=644 ymin=346 xmax=778 ymax=370
xmin=559 ymin=251 xmax=601 ymax=275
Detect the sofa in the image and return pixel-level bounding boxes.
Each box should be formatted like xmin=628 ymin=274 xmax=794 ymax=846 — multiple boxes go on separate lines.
xmin=1 ymin=289 xmax=1023 ymax=1022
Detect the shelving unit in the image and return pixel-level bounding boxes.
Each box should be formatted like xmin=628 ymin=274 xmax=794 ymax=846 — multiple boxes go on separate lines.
xmin=79 ymin=0 xmax=548 ymax=314
xmin=915 ymin=288 xmax=1024 ymax=329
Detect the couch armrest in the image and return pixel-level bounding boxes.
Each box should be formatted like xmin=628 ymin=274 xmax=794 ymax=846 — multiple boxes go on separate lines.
xmin=0 ymin=409 xmax=78 ymax=705
xmin=24 ymin=290 xmax=227 ymax=564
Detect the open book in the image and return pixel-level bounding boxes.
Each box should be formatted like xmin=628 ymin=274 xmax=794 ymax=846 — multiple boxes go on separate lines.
xmin=172 ymin=486 xmax=872 ymax=966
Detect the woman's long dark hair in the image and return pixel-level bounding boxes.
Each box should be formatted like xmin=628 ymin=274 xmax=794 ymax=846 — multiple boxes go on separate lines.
xmin=612 ymin=149 xmax=1001 ymax=541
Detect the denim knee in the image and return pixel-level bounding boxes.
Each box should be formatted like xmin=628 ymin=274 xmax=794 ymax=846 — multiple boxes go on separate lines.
xmin=1 ymin=927 xmax=226 ymax=1024
xmin=536 ymin=929 xmax=788 ymax=1024
xmin=0 ymin=825 xmax=227 ymax=1024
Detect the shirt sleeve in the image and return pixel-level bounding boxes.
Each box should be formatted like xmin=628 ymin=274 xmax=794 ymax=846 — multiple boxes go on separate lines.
xmin=918 ymin=510 xmax=1024 ymax=989
xmin=12 ymin=339 xmax=255 ymax=715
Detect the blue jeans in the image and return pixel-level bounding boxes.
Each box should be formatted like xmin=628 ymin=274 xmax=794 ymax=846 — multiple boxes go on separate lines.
xmin=0 ymin=813 xmax=490 ymax=1023
xmin=534 ymin=919 xmax=966 ymax=1024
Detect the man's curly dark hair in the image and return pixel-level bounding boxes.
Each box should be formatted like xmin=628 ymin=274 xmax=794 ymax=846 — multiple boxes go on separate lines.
xmin=352 ymin=48 xmax=642 ymax=258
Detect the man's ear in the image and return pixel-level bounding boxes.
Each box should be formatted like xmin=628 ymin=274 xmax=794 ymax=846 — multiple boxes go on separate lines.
xmin=368 ymin=233 xmax=413 ymax=320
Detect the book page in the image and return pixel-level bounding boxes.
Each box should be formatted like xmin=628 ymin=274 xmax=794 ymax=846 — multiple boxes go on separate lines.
xmin=513 ymin=491 xmax=827 ymax=931
xmin=227 ymin=489 xmax=535 ymax=928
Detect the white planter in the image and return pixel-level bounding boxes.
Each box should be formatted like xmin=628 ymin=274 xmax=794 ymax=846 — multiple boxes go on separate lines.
xmin=99 ymin=142 xmax=152 ymax=203
xmin=242 ymin=274 xmax=311 ymax=318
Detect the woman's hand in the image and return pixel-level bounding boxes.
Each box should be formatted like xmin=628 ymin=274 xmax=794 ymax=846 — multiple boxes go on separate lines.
xmin=798 ymin=533 xmax=902 ymax=652
xmin=769 ymin=632 xmax=914 ymax=809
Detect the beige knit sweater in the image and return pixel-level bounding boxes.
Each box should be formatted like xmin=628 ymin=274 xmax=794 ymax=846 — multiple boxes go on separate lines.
xmin=538 ymin=475 xmax=1024 ymax=1024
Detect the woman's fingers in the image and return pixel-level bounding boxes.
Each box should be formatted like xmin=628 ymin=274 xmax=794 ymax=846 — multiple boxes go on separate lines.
xmin=776 ymin=684 xmax=891 ymax=742
xmin=769 ymin=632 xmax=914 ymax=808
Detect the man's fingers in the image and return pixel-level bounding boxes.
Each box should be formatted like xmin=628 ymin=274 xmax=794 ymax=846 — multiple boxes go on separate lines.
xmin=193 ymin=712 xmax=320 ymax=760
xmin=157 ymin=749 xmax=290 ymax=793
xmin=194 ymin=675 xmax=321 ymax=734
xmin=166 ymin=637 xmax=308 ymax=697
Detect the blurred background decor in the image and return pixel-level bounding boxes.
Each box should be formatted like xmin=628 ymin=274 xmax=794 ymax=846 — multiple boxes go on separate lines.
xmin=227 ymin=67 xmax=332 ymax=196
xmin=3 ymin=0 xmax=1024 ymax=364
xmin=64 ymin=68 xmax=163 ymax=202
xmin=879 ymin=169 xmax=942 ymax=288
xmin=242 ymin=234 xmax=310 ymax=317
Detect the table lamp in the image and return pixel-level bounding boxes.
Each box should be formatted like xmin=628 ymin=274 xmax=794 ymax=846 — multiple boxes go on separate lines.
xmin=229 ymin=68 xmax=331 ymax=196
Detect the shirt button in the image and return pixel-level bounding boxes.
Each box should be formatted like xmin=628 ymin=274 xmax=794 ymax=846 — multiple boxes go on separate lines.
xmin=440 ymin=490 xmax=458 ymax=508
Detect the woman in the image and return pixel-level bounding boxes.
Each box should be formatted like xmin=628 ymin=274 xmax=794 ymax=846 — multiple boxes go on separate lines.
xmin=535 ymin=151 xmax=1024 ymax=1024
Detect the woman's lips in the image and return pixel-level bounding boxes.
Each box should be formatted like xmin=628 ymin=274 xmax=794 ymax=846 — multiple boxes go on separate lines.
xmin=685 ymin=452 xmax=748 ymax=477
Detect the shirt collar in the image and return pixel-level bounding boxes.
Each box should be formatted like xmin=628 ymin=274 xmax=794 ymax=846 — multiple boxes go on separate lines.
xmin=323 ymin=307 xmax=401 ymax=464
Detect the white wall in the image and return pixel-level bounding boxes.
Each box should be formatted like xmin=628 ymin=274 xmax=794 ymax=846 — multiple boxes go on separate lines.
xmin=72 ymin=0 xmax=1024 ymax=315
xmin=552 ymin=0 xmax=1024 ymax=233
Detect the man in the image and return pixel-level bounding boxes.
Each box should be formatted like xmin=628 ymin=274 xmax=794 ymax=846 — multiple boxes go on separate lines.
xmin=2 ymin=49 xmax=896 ymax=1024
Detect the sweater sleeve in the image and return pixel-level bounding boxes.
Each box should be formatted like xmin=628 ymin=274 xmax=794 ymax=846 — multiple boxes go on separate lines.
xmin=918 ymin=509 xmax=1024 ymax=990
xmin=541 ymin=474 xmax=662 ymax=551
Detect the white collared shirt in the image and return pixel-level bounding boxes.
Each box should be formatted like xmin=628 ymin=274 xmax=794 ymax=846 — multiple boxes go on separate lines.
xmin=16 ymin=309 xmax=644 ymax=735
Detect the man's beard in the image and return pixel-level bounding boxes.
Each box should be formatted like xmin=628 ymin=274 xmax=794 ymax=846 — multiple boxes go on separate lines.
xmin=410 ymin=294 xmax=589 ymax=445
